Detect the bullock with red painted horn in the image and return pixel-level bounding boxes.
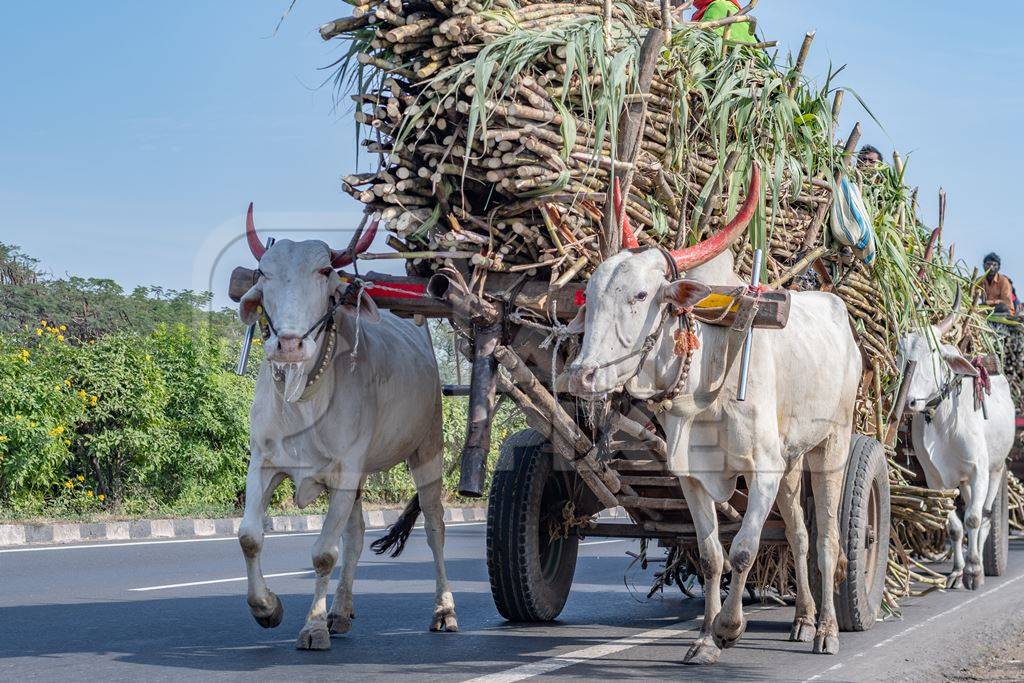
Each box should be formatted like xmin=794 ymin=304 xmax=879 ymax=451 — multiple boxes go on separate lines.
xmin=564 ymin=163 xmax=864 ymax=663
xmin=236 ymin=205 xmax=458 ymax=650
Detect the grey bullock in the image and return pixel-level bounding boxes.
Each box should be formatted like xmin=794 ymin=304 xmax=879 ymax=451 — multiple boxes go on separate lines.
xmin=565 ymin=166 xmax=863 ymax=663
xmin=898 ymin=299 xmax=1014 ymax=590
xmin=236 ymin=206 xmax=457 ymax=650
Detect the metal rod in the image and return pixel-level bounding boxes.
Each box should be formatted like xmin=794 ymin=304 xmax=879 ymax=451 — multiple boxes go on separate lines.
xmin=235 ymin=236 xmax=274 ymax=377
xmin=736 ymin=248 xmax=763 ymax=401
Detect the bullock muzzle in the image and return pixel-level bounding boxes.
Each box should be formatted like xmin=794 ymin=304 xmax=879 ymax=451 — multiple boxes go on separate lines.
xmin=267 ymin=332 xmax=317 ymax=364
xmin=566 ymin=361 xmax=619 ymax=399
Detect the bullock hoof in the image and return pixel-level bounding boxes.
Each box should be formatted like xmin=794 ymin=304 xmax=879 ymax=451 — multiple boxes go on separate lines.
xmin=430 ymin=607 xmax=459 ymax=633
xmin=683 ymin=638 xmax=721 ymax=665
xmin=946 ymin=570 xmax=963 ymax=590
xmin=296 ymin=625 xmax=331 ymax=651
xmin=963 ymin=567 xmax=984 ymax=591
xmin=327 ymin=611 xmax=355 ymax=635
xmin=711 ymin=615 xmax=745 ymax=650
xmin=250 ymin=592 xmax=284 ymax=629
xmin=790 ymin=617 xmax=816 ymax=643
xmin=813 ymin=624 xmax=839 ymax=655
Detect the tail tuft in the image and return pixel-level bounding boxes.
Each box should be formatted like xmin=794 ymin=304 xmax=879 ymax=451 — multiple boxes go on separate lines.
xmin=371 ymin=494 xmax=421 ymax=557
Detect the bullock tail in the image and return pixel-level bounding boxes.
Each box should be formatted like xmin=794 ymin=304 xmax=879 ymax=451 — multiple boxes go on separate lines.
xmin=371 ymin=494 xmax=421 ymax=557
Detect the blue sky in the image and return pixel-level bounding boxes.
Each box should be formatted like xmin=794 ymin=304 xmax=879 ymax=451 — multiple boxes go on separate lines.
xmin=2 ymin=2 xmax=1021 ymax=305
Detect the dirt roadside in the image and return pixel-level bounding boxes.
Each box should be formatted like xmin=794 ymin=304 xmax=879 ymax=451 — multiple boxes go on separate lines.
xmin=941 ymin=626 xmax=1024 ymax=682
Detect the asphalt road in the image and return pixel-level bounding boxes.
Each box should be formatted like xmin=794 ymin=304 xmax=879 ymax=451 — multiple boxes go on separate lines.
xmin=3 ymin=522 xmax=1024 ymax=682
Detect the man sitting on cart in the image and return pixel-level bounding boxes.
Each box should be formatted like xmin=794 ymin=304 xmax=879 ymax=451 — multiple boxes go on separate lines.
xmin=685 ymin=0 xmax=756 ymax=43
xmin=983 ymin=252 xmax=1017 ymax=316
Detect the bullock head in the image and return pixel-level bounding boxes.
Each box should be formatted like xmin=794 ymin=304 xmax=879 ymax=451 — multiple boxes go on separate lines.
xmin=897 ymin=287 xmax=978 ymax=414
xmin=564 ymin=165 xmax=760 ymax=398
xmin=239 ymin=204 xmax=378 ymax=399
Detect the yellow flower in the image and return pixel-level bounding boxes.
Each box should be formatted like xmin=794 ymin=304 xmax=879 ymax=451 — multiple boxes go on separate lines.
xmin=59 ymin=325 xmax=67 ymax=331
xmin=13 ymin=415 xmax=22 ymax=421
xmin=145 ymin=354 xmax=152 ymax=361
xmin=86 ymin=491 xmax=93 ymax=497
xmin=54 ymin=384 xmax=61 ymax=392
xmin=90 ymin=396 xmax=98 ymax=406
xmin=20 ymin=349 xmax=29 ymax=358
xmin=76 ymin=474 xmax=83 ymax=482
xmin=35 ymin=329 xmax=43 ymax=336
xmin=57 ymin=335 xmax=64 ymax=342
xmin=0 ymin=435 xmax=8 ymax=442
xmin=63 ymin=438 xmax=71 ymax=446
xmin=64 ymin=481 xmax=73 ymax=489
xmin=64 ymin=379 xmax=71 ymax=386
xmin=98 ymin=494 xmax=105 ymax=502
xmin=48 ymin=426 xmax=65 ymax=436
xmin=77 ymin=389 xmax=87 ymax=399
xmin=28 ymin=421 xmax=37 ymax=428
xmin=40 ymin=320 xmax=46 ymax=326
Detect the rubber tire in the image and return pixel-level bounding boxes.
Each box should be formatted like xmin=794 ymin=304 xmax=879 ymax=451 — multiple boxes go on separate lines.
xmin=983 ymin=468 xmax=1009 ymax=577
xmin=831 ymin=434 xmax=890 ymax=632
xmin=486 ymin=429 xmax=579 ymax=622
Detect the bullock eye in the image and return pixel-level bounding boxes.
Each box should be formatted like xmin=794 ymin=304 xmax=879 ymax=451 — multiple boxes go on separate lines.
xmin=318 ymin=266 xmax=334 ymax=277
xmin=634 ymin=291 xmax=648 ymax=302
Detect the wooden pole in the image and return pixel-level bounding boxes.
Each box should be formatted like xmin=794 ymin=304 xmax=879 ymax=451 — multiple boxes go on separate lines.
xmin=459 ymin=320 xmax=501 ymax=497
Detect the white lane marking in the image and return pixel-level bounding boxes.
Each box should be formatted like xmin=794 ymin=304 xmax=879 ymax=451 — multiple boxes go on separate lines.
xmin=465 ymin=605 xmax=775 ymax=683
xmin=580 ymin=539 xmax=632 ymax=547
xmin=801 ymin=571 xmax=1024 ymax=683
xmin=0 ymin=520 xmax=487 ymax=554
xmin=131 ymin=570 xmax=314 ymax=592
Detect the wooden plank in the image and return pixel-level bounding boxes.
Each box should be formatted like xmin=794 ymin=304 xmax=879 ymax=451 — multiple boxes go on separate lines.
xmin=618 ymin=495 xmax=688 ymax=511
xmin=620 ymin=475 xmax=681 ymax=488
xmin=580 ymin=523 xmax=678 ymax=539
xmin=609 ymin=459 xmax=666 ymax=472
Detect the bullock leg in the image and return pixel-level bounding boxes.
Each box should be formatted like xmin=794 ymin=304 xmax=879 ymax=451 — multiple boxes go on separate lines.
xmin=327 ymin=492 xmax=365 ymax=635
xmin=962 ymin=470 xmax=989 ymax=591
xmin=296 ymin=487 xmax=359 ymax=650
xmin=410 ymin=443 xmax=458 ymax=632
xmin=238 ymin=462 xmax=286 ymax=629
xmin=945 ymin=509 xmax=965 ymax=589
xmin=978 ymin=466 xmax=1003 ymax=564
xmin=808 ymin=436 xmax=849 ymax=656
xmin=680 ymin=478 xmax=725 ymax=666
xmin=712 ymin=467 xmax=783 ymax=651
xmin=776 ymin=462 xmax=815 ymax=643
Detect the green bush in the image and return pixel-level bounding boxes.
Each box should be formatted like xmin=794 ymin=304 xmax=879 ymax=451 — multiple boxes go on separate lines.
xmin=0 ymin=319 xmax=524 ymax=520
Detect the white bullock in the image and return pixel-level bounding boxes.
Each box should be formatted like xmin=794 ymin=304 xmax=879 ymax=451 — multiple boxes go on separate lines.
xmin=898 ymin=306 xmax=1015 ymax=590
xmin=565 ymin=166 xmax=863 ymax=663
xmin=236 ymin=206 xmax=457 ymax=650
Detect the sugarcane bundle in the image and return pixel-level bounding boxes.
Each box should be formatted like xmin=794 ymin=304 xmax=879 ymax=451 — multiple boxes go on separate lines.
xmin=1010 ymin=471 xmax=1024 ymax=532
xmin=993 ymin=322 xmax=1024 ymax=413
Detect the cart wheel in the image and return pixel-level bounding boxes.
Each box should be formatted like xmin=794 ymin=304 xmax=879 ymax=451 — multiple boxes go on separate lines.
xmin=486 ymin=429 xmax=579 ymax=622
xmin=983 ymin=468 xmax=1009 ymax=577
xmin=834 ymin=434 xmax=890 ymax=632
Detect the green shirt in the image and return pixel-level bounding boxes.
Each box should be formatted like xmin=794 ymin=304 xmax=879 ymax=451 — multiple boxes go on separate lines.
xmin=700 ymin=1 xmax=756 ymax=43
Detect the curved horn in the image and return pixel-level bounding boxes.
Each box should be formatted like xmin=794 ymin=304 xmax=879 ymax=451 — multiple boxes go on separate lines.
xmin=668 ymin=163 xmax=760 ymax=271
xmin=246 ymin=203 xmax=267 ymax=262
xmin=935 ymin=284 xmax=962 ymax=336
xmin=615 ymin=178 xmax=639 ymax=249
xmin=331 ymin=219 xmax=379 ymax=268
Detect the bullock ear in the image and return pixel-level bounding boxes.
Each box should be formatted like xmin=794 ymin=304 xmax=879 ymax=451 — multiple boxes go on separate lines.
xmin=564 ymin=304 xmax=587 ymax=335
xmin=339 ymin=289 xmax=382 ymax=324
xmin=941 ymin=347 xmax=978 ymax=377
xmin=660 ymin=279 xmax=712 ymax=310
xmin=239 ymin=283 xmax=263 ymax=325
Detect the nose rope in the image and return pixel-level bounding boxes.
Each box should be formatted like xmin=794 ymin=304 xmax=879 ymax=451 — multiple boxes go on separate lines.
xmin=262 ymin=294 xmax=342 ymax=345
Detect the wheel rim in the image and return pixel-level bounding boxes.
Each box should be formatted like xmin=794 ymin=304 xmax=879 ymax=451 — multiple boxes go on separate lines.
xmin=538 ymin=473 xmax=570 ymax=582
xmin=864 ymin=478 xmax=881 ymax=594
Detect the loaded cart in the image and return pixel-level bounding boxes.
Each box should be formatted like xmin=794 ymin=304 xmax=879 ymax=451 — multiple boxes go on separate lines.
xmin=309 ymin=0 xmax=1015 ymax=633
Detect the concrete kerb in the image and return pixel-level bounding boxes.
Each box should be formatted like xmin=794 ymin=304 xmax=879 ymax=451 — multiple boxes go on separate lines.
xmin=0 ymin=506 xmax=628 ymax=548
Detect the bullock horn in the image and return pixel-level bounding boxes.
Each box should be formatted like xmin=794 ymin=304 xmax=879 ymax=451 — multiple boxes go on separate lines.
xmin=667 ymin=163 xmax=760 ymax=271
xmin=935 ymin=284 xmax=962 ymax=336
xmin=331 ymin=219 xmax=379 ymax=268
xmin=614 ymin=178 xmax=639 ymax=249
xmin=246 ymin=203 xmax=267 ymax=261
